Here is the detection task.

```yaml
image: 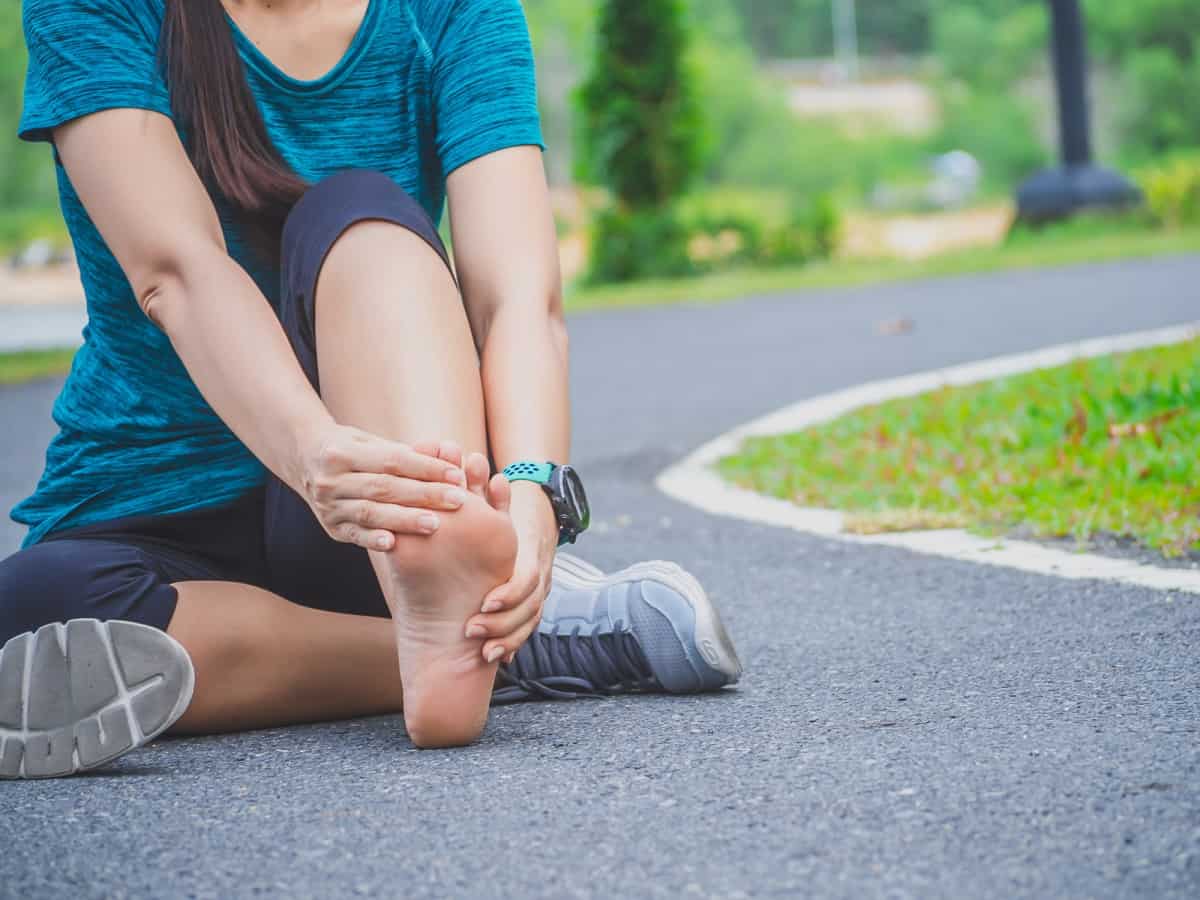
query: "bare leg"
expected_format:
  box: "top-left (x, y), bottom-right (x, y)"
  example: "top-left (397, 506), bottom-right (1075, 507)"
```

top-left (162, 225), bottom-right (509, 742)
top-left (314, 222), bottom-right (516, 748)
top-left (167, 582), bottom-right (403, 734)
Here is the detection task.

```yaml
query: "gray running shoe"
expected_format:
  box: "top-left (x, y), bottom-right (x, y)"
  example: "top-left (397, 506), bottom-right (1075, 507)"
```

top-left (0, 619), bottom-right (195, 779)
top-left (494, 556), bottom-right (742, 703)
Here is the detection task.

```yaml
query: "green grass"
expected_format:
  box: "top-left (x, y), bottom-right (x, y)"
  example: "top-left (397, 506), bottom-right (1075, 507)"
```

top-left (565, 222), bottom-right (1200, 312)
top-left (0, 207), bottom-right (69, 256)
top-left (719, 338), bottom-right (1200, 559)
top-left (0, 348), bottom-right (76, 386)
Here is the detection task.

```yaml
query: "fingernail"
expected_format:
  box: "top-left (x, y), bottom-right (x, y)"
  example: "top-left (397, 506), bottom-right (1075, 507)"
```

top-left (375, 535), bottom-right (392, 550)
top-left (486, 646), bottom-right (505, 664)
top-left (445, 488), bottom-right (466, 508)
top-left (481, 600), bottom-right (502, 613)
top-left (465, 625), bottom-right (486, 639)
top-left (418, 514), bottom-right (439, 533)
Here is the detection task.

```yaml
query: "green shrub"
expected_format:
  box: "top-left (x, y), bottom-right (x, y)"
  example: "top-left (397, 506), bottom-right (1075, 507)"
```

top-left (576, 0), bottom-right (704, 210)
top-left (1139, 157), bottom-right (1200, 229)
top-left (586, 207), bottom-right (695, 283)
top-left (930, 87), bottom-right (1047, 190)
top-left (677, 189), bottom-right (840, 270)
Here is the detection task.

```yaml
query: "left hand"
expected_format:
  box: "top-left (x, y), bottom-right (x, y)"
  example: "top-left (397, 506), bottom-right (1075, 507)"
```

top-left (464, 479), bottom-right (558, 664)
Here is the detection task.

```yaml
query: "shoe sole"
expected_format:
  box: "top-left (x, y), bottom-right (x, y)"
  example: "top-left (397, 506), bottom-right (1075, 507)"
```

top-left (552, 553), bottom-right (743, 685)
top-left (0, 619), bottom-right (195, 780)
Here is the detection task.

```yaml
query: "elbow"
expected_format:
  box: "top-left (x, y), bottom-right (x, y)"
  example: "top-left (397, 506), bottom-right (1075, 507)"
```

top-left (129, 238), bottom-right (225, 333)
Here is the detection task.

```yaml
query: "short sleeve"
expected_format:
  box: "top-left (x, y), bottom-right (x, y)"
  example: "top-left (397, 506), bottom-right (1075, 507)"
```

top-left (425, 0), bottom-right (545, 177)
top-left (19, 0), bottom-right (172, 144)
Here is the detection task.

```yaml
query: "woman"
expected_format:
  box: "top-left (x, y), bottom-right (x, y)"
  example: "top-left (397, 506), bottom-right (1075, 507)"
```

top-left (0, 0), bottom-right (741, 778)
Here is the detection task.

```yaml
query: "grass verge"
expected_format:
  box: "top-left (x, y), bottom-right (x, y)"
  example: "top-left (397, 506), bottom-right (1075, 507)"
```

top-left (0, 348), bottom-right (76, 387)
top-left (719, 337), bottom-right (1200, 558)
top-left (566, 223), bottom-right (1200, 312)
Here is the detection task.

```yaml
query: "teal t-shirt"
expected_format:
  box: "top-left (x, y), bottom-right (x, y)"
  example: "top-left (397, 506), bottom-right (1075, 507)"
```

top-left (14, 0), bottom-right (544, 547)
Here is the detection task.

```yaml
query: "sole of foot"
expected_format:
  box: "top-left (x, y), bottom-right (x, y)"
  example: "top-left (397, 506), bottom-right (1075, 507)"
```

top-left (553, 553), bottom-right (743, 685)
top-left (384, 492), bottom-right (518, 749)
top-left (0, 619), bottom-right (194, 780)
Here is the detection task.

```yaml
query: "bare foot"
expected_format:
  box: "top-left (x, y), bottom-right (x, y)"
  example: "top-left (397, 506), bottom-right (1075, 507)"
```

top-left (374, 453), bottom-right (516, 748)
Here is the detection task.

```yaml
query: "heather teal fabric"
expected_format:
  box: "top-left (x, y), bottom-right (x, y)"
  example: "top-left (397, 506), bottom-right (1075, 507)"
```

top-left (14, 0), bottom-right (543, 547)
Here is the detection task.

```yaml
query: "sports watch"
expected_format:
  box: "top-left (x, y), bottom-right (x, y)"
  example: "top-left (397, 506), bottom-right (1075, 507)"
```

top-left (502, 462), bottom-right (590, 546)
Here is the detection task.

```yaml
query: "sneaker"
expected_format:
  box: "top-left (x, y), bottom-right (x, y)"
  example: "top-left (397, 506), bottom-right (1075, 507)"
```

top-left (0, 620), bottom-right (195, 779)
top-left (494, 555), bottom-right (743, 703)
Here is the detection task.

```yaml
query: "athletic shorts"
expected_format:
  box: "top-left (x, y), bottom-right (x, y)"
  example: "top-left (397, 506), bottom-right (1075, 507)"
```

top-left (0, 170), bottom-right (454, 645)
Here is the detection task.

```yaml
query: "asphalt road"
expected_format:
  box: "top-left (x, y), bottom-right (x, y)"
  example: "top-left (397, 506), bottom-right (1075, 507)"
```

top-left (3, 256), bottom-right (1199, 899)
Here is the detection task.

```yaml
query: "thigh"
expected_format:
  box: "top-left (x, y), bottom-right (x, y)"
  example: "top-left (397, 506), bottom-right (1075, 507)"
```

top-left (0, 539), bottom-right (214, 646)
top-left (262, 478), bottom-right (389, 619)
top-left (261, 169), bottom-right (450, 621)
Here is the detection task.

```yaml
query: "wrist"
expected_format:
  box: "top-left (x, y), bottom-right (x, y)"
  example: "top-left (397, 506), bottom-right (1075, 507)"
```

top-left (289, 412), bottom-right (338, 495)
top-left (508, 480), bottom-right (557, 538)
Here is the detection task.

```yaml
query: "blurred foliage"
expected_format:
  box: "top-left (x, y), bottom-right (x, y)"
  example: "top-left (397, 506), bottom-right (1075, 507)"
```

top-left (1085, 0), bottom-right (1200, 160)
top-left (0, 3), bottom-right (56, 211)
top-left (721, 336), bottom-right (1200, 559)
top-left (1138, 156), bottom-right (1200, 230)
top-left (1, 0), bottom-right (1197, 265)
top-left (577, 0), bottom-right (708, 282)
top-left (586, 206), bottom-right (695, 282)
top-left (577, 0), bottom-right (703, 208)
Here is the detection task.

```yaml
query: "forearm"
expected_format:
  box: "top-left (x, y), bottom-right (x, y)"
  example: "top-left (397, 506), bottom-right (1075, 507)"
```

top-left (479, 303), bottom-right (570, 472)
top-left (146, 245), bottom-right (333, 493)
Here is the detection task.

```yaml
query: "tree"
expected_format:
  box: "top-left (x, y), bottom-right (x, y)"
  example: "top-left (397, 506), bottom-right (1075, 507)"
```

top-left (578, 0), bottom-right (703, 210)
top-left (576, 0), bottom-right (705, 281)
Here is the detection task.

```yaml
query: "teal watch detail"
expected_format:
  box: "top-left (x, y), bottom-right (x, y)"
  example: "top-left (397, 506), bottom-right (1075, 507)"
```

top-left (502, 461), bottom-right (591, 546)
top-left (502, 462), bottom-right (556, 485)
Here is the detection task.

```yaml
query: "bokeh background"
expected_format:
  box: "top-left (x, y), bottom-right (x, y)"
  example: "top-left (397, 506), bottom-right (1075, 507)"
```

top-left (1, 0), bottom-right (1198, 345)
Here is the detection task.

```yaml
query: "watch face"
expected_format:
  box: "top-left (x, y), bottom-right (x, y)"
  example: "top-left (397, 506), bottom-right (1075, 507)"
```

top-left (557, 466), bottom-right (590, 535)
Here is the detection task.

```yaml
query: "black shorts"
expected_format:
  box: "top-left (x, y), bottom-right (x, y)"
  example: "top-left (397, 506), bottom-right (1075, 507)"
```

top-left (0, 170), bottom-right (454, 645)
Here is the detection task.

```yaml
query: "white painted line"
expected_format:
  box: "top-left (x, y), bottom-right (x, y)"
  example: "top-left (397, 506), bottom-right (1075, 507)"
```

top-left (657, 322), bottom-right (1200, 595)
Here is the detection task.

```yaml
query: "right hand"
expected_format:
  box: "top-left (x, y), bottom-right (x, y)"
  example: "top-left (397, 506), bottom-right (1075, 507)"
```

top-left (299, 424), bottom-right (469, 551)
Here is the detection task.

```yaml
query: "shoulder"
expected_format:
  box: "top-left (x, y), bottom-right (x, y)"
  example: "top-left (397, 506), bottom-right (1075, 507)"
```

top-left (24, 0), bottom-right (161, 36)
top-left (405, 0), bottom-right (529, 52)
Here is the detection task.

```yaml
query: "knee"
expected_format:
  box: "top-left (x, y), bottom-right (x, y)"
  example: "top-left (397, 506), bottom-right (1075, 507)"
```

top-left (285, 169), bottom-right (449, 271)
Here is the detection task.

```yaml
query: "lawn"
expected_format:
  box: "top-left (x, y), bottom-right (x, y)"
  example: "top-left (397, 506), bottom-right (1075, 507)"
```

top-left (0, 348), bottom-right (76, 386)
top-left (719, 337), bottom-right (1200, 558)
top-left (566, 222), bottom-right (1200, 312)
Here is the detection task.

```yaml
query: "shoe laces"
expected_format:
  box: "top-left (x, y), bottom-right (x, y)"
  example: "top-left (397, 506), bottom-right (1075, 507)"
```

top-left (493, 621), bottom-right (659, 704)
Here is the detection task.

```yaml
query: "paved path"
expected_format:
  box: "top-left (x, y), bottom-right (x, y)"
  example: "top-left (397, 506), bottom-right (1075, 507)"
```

top-left (0, 303), bottom-right (86, 352)
top-left (3, 257), bottom-right (1199, 899)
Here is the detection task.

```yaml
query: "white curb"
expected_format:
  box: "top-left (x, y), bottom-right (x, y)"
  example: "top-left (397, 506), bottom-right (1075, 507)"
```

top-left (657, 322), bottom-right (1200, 595)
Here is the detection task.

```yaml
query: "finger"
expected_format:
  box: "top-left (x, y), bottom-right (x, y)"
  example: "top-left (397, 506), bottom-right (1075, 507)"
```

top-left (357, 439), bottom-right (460, 487)
top-left (334, 524), bottom-right (400, 553)
top-left (486, 473), bottom-right (511, 514)
top-left (437, 441), bottom-right (465, 471)
top-left (482, 614), bottom-right (540, 665)
top-left (331, 473), bottom-right (466, 511)
top-left (464, 452), bottom-right (490, 497)
top-left (480, 567), bottom-right (539, 614)
top-left (334, 502), bottom-right (442, 539)
top-left (465, 589), bottom-right (541, 639)
top-left (410, 440), bottom-right (440, 459)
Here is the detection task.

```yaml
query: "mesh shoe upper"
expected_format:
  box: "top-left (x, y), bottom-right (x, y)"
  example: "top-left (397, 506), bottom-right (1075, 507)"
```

top-left (493, 580), bottom-right (719, 704)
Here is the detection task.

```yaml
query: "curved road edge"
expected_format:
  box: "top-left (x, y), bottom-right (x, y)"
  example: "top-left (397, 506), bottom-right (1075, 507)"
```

top-left (657, 321), bottom-right (1200, 596)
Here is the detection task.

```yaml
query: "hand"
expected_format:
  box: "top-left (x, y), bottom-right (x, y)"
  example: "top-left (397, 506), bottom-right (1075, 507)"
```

top-left (464, 480), bottom-right (558, 664)
top-left (298, 423), bottom-right (469, 552)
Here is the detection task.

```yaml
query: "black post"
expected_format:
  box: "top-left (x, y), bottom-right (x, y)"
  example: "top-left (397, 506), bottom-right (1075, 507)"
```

top-left (1050, 0), bottom-right (1091, 166)
top-left (1015, 0), bottom-right (1140, 224)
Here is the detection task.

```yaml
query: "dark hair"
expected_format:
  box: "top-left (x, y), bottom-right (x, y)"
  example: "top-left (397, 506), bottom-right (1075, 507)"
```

top-left (160, 0), bottom-right (306, 254)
